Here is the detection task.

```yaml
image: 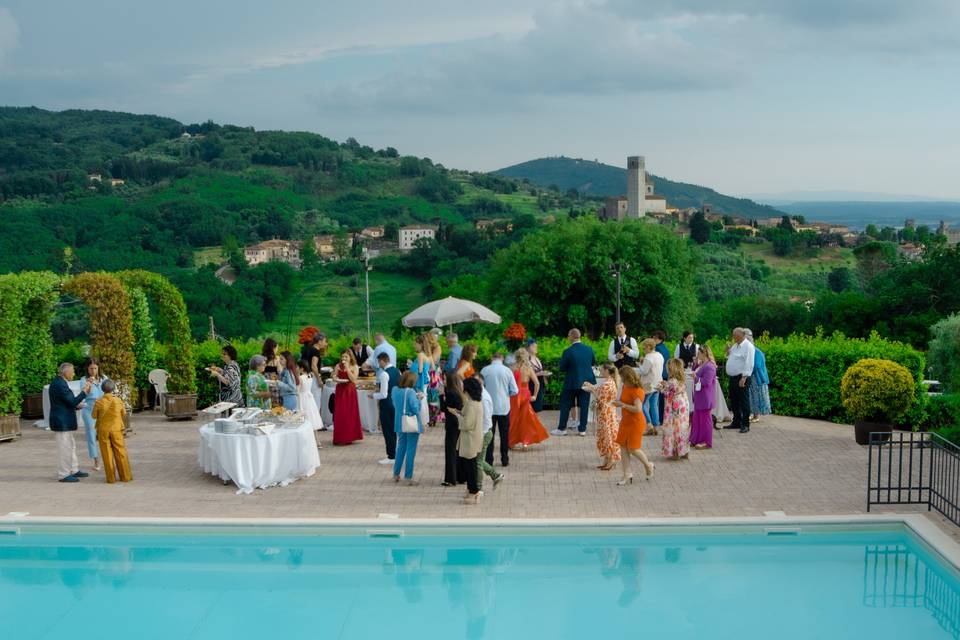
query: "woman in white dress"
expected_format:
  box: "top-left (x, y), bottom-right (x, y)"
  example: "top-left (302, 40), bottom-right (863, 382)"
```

top-left (298, 359), bottom-right (324, 448)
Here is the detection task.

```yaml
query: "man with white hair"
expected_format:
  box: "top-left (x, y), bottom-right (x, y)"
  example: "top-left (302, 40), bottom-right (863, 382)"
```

top-left (368, 332), bottom-right (397, 373)
top-left (724, 327), bottom-right (755, 433)
top-left (49, 362), bottom-right (92, 482)
top-left (444, 332), bottom-right (462, 374)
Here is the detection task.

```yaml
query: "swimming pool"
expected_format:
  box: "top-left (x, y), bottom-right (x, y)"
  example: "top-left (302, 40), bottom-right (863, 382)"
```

top-left (1, 518), bottom-right (958, 639)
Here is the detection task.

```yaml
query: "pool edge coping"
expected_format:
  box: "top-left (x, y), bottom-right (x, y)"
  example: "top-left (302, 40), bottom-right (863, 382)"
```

top-left (3, 513), bottom-right (958, 570)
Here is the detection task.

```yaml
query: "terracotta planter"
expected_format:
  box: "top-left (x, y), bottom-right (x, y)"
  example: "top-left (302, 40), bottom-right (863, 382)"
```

top-left (164, 393), bottom-right (198, 420)
top-left (20, 393), bottom-right (44, 419)
top-left (0, 414), bottom-right (21, 442)
top-left (855, 420), bottom-right (892, 446)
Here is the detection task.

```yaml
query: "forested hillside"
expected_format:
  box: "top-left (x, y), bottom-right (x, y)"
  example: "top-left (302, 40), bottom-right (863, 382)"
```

top-left (495, 156), bottom-right (784, 219)
top-left (0, 107), bottom-right (585, 337)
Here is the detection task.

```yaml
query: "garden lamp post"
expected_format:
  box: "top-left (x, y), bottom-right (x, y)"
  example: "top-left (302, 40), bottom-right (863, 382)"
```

top-left (363, 249), bottom-right (372, 344)
top-left (609, 261), bottom-right (628, 325)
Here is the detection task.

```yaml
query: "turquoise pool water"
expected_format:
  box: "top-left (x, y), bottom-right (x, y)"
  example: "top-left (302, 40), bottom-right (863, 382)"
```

top-left (1, 524), bottom-right (958, 639)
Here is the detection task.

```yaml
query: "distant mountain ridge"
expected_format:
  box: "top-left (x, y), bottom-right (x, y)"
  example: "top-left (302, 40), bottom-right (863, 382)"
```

top-left (773, 201), bottom-right (960, 231)
top-left (494, 156), bottom-right (785, 219)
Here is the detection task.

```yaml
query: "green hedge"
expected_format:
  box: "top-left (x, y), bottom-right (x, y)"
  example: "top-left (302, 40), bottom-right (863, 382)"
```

top-left (705, 332), bottom-right (924, 423)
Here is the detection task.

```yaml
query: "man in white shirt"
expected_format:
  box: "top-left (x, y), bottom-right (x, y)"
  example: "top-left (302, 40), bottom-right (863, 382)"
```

top-left (479, 353), bottom-right (519, 468)
top-left (607, 322), bottom-right (639, 368)
top-left (367, 332), bottom-right (397, 373)
top-left (371, 352), bottom-right (399, 464)
top-left (477, 378), bottom-right (504, 489)
top-left (724, 327), bottom-right (756, 433)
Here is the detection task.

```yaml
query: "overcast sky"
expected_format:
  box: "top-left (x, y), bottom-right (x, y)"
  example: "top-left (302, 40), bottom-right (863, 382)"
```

top-left (1, 1), bottom-right (959, 198)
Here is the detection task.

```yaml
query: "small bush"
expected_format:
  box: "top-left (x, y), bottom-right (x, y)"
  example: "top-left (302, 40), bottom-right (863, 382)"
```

top-left (928, 313), bottom-right (960, 393)
top-left (841, 358), bottom-right (915, 423)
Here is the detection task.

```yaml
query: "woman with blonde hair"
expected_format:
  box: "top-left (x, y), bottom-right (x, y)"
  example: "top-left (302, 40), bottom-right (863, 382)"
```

top-left (660, 358), bottom-right (690, 460)
top-left (423, 331), bottom-right (443, 427)
top-left (584, 363), bottom-right (621, 470)
top-left (508, 348), bottom-right (549, 448)
top-left (408, 334), bottom-right (432, 426)
top-left (638, 338), bottom-right (664, 435)
top-left (612, 365), bottom-right (655, 485)
top-left (332, 349), bottom-right (363, 445)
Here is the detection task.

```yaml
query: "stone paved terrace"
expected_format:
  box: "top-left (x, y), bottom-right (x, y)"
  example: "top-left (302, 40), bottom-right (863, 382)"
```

top-left (0, 411), bottom-right (954, 532)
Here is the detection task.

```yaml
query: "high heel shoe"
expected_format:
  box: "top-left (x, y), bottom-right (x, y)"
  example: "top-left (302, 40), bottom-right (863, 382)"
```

top-left (645, 463), bottom-right (655, 480)
top-left (617, 476), bottom-right (634, 486)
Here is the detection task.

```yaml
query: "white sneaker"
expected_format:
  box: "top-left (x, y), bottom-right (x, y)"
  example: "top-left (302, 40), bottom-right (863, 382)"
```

top-left (377, 458), bottom-right (393, 465)
top-left (577, 431), bottom-right (587, 437)
top-left (550, 429), bottom-right (568, 436)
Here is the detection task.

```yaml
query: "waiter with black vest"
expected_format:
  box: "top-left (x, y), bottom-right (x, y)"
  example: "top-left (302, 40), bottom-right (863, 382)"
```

top-left (607, 322), bottom-right (639, 368)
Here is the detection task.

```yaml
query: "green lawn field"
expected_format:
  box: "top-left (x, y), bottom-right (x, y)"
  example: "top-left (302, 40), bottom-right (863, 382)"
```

top-left (264, 271), bottom-right (431, 341)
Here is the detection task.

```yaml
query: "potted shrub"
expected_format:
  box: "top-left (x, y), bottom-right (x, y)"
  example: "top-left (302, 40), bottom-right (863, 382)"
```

top-left (841, 358), bottom-right (915, 445)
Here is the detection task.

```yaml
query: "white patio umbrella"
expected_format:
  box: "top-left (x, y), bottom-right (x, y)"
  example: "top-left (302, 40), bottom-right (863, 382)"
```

top-left (402, 297), bottom-right (502, 328)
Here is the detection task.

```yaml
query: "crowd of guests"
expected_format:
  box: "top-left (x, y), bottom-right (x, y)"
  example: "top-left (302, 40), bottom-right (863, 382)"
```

top-left (47, 323), bottom-right (771, 498)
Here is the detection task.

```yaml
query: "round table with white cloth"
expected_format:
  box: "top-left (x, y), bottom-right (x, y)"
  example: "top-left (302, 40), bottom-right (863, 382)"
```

top-left (321, 380), bottom-right (380, 434)
top-left (685, 371), bottom-right (733, 422)
top-left (198, 421), bottom-right (321, 495)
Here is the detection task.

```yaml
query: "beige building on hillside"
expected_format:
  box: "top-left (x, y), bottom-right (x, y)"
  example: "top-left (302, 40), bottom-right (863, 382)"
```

top-left (244, 239), bottom-right (302, 266)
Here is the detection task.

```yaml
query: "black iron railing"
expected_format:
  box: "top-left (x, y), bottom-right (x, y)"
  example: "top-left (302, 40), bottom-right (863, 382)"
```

top-left (867, 431), bottom-right (960, 527)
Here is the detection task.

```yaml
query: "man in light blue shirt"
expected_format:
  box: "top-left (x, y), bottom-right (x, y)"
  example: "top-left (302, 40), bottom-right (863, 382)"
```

top-left (444, 333), bottom-right (462, 374)
top-left (368, 332), bottom-right (397, 373)
top-left (479, 353), bottom-right (518, 468)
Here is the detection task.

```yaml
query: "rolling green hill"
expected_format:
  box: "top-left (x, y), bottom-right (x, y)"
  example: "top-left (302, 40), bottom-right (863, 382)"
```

top-left (494, 156), bottom-right (785, 219)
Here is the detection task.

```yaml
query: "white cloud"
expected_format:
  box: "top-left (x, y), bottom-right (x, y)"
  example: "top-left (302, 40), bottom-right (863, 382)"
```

top-left (0, 8), bottom-right (19, 65)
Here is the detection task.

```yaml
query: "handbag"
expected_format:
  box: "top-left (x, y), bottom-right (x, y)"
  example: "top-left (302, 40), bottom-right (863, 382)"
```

top-left (695, 378), bottom-right (702, 392)
top-left (401, 389), bottom-right (420, 433)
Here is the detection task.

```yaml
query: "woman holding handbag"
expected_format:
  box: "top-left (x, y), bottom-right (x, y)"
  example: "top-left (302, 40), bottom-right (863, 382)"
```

top-left (391, 371), bottom-right (424, 485)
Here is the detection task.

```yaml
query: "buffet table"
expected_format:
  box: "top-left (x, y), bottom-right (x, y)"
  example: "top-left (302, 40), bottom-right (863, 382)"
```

top-left (198, 421), bottom-right (320, 495)
top-left (321, 380), bottom-right (380, 433)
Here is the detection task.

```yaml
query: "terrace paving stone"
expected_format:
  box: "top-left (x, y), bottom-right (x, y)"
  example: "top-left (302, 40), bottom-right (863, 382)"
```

top-left (0, 411), bottom-right (955, 538)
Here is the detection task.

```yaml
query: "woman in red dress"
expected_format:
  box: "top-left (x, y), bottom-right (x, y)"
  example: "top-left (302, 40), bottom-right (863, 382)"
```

top-left (333, 350), bottom-right (364, 445)
top-left (508, 348), bottom-right (549, 448)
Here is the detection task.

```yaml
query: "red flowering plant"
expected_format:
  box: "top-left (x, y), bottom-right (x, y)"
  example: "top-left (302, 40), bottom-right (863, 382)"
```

top-left (298, 326), bottom-right (320, 345)
top-left (503, 322), bottom-right (527, 350)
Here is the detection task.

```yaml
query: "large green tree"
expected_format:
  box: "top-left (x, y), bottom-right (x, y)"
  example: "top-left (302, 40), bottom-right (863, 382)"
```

top-left (485, 218), bottom-right (698, 337)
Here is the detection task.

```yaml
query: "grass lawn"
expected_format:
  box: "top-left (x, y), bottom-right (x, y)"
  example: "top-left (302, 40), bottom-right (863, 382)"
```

top-left (193, 246), bottom-right (224, 268)
top-left (740, 242), bottom-right (855, 272)
top-left (265, 271), bottom-right (430, 340)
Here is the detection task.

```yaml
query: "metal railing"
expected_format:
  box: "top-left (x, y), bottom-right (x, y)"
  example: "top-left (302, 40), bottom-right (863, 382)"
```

top-left (867, 431), bottom-right (960, 527)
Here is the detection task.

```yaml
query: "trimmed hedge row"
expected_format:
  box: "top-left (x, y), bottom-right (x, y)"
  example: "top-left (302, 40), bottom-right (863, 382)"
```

top-left (706, 331), bottom-right (925, 423)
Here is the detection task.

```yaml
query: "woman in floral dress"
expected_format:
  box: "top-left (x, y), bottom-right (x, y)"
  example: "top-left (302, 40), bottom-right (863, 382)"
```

top-left (660, 358), bottom-right (690, 460)
top-left (245, 355), bottom-right (272, 410)
top-left (584, 363), bottom-right (621, 470)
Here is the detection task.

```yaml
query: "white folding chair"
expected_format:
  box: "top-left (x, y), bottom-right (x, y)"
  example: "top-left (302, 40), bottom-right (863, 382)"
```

top-left (148, 369), bottom-right (169, 412)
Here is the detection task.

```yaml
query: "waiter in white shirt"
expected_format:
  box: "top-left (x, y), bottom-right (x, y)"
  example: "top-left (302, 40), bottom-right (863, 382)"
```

top-left (724, 327), bottom-right (756, 433)
top-left (607, 322), bottom-right (639, 368)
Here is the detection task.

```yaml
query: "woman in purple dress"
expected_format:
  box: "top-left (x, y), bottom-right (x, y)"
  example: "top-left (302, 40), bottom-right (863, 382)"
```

top-left (690, 348), bottom-right (716, 449)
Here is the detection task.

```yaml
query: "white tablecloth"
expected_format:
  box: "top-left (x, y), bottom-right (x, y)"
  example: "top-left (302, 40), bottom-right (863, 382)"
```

top-left (198, 421), bottom-right (320, 495)
top-left (321, 381), bottom-right (380, 433)
top-left (685, 373), bottom-right (733, 422)
top-left (34, 381), bottom-right (85, 429)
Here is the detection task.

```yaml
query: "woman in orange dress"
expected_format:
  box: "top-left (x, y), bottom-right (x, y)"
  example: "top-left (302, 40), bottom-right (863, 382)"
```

top-left (584, 363), bottom-right (621, 470)
top-left (456, 344), bottom-right (478, 378)
top-left (613, 366), bottom-right (655, 485)
top-left (508, 349), bottom-right (550, 448)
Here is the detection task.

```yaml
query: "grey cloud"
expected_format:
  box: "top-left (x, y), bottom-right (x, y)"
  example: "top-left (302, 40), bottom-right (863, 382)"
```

top-left (311, 5), bottom-right (741, 115)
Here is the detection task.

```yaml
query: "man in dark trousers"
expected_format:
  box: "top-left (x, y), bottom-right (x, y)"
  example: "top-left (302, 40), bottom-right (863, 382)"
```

top-left (551, 328), bottom-right (596, 436)
top-left (50, 362), bottom-right (92, 482)
top-left (372, 352), bottom-right (400, 465)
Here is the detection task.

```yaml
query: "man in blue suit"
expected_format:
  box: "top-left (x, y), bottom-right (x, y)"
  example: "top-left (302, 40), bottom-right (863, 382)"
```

top-left (551, 329), bottom-right (596, 436)
top-left (49, 362), bottom-right (91, 482)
